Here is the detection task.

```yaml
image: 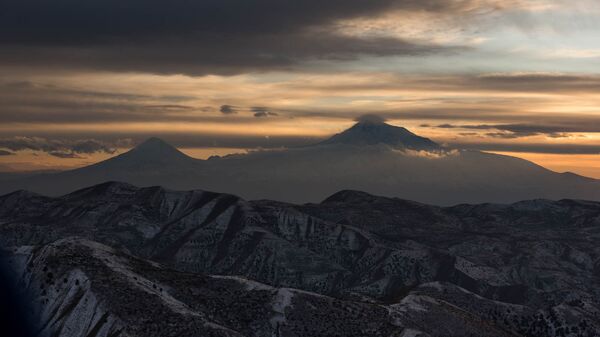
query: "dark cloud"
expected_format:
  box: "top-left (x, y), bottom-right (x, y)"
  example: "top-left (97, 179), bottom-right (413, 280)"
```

top-left (300, 73), bottom-right (600, 94)
top-left (448, 142), bottom-right (600, 155)
top-left (0, 34), bottom-right (453, 76)
top-left (0, 0), bottom-right (471, 75)
top-left (286, 106), bottom-right (600, 133)
top-left (252, 107), bottom-right (278, 118)
top-left (48, 151), bottom-right (81, 159)
top-left (1, 0), bottom-right (471, 44)
top-left (71, 140), bottom-right (115, 154)
top-left (484, 132), bottom-right (537, 139)
top-left (254, 112), bottom-right (278, 118)
top-left (6, 78), bottom-right (600, 128)
top-left (435, 123), bottom-right (598, 139)
top-left (472, 73), bottom-right (600, 93)
top-left (434, 73), bottom-right (600, 94)
top-left (0, 81), bottom-right (296, 124)
top-left (143, 104), bottom-right (196, 111)
top-left (0, 150), bottom-right (15, 156)
top-left (220, 105), bottom-right (237, 114)
top-left (0, 132), bottom-right (322, 151)
top-left (0, 137), bottom-right (117, 157)
top-left (1, 131), bottom-right (597, 155)
top-left (0, 82), bottom-right (205, 124)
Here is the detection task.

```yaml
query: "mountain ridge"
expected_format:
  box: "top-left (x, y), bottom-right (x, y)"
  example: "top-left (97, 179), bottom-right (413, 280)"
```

top-left (0, 122), bottom-right (598, 205)
top-left (2, 181), bottom-right (600, 336)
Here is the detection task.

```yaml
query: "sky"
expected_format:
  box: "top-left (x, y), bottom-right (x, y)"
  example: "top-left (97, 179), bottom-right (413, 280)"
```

top-left (1, 0), bottom-right (599, 178)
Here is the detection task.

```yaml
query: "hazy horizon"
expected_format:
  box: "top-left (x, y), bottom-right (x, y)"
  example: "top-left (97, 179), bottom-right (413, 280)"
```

top-left (2, 125), bottom-right (599, 179)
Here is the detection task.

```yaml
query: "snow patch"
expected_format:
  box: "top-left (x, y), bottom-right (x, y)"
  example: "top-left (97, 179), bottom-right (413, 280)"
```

top-left (400, 328), bottom-right (426, 337)
top-left (211, 275), bottom-right (273, 291)
top-left (90, 242), bottom-right (202, 317)
top-left (270, 288), bottom-right (295, 336)
top-left (454, 257), bottom-right (509, 286)
top-left (392, 294), bottom-right (438, 313)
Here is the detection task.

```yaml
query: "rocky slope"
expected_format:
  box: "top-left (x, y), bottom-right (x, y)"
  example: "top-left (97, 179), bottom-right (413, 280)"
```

top-left (1, 182), bottom-right (600, 336)
top-left (1, 238), bottom-right (543, 337)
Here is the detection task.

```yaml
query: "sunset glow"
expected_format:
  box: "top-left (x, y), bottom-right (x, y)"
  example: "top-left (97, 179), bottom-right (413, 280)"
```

top-left (1, 0), bottom-right (599, 177)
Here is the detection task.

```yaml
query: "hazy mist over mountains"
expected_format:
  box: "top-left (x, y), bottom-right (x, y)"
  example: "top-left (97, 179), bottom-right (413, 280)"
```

top-left (1, 119), bottom-right (598, 205)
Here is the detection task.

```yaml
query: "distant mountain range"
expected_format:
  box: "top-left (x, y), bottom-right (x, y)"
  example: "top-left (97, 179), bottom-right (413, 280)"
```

top-left (1, 119), bottom-right (598, 205)
top-left (1, 182), bottom-right (599, 336)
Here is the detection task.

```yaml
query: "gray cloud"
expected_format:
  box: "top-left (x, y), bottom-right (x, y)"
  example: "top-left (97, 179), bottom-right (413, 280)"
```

top-left (0, 0), bottom-right (477, 75)
top-left (0, 137), bottom-right (117, 158)
top-left (286, 106), bottom-right (600, 133)
top-left (0, 35), bottom-right (454, 76)
top-left (472, 73), bottom-right (600, 93)
top-left (448, 142), bottom-right (600, 155)
top-left (6, 77), bottom-right (600, 128)
top-left (252, 107), bottom-right (278, 118)
top-left (70, 140), bottom-right (116, 154)
top-left (48, 151), bottom-right (81, 159)
top-left (0, 132), bottom-right (321, 151)
top-left (0, 149), bottom-right (15, 156)
top-left (432, 73), bottom-right (600, 94)
top-left (484, 132), bottom-right (537, 139)
top-left (299, 73), bottom-right (600, 94)
top-left (1, 130), bottom-right (597, 155)
top-left (1, 0), bottom-right (482, 44)
top-left (435, 123), bottom-right (598, 138)
top-left (0, 81), bottom-right (297, 124)
top-left (143, 104), bottom-right (196, 111)
top-left (220, 105), bottom-right (238, 114)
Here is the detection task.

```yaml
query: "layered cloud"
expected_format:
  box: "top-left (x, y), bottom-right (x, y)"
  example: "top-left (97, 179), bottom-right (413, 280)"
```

top-left (434, 123), bottom-right (600, 139)
top-left (1, 71), bottom-right (599, 156)
top-left (0, 0), bottom-right (497, 75)
top-left (220, 105), bottom-right (238, 115)
top-left (0, 137), bottom-right (118, 158)
top-left (0, 0), bottom-right (599, 175)
top-left (252, 107), bottom-right (278, 118)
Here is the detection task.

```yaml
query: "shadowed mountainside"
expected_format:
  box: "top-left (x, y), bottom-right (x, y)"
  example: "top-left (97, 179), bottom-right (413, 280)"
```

top-left (1, 182), bottom-right (600, 336)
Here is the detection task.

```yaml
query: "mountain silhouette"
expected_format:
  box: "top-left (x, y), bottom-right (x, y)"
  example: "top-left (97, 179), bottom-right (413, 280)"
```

top-left (87, 137), bottom-right (199, 170)
top-left (320, 119), bottom-right (440, 150)
top-left (1, 122), bottom-right (598, 205)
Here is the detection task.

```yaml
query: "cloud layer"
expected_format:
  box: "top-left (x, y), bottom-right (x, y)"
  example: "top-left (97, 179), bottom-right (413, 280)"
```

top-left (0, 137), bottom-right (117, 158)
top-left (0, 0), bottom-right (484, 75)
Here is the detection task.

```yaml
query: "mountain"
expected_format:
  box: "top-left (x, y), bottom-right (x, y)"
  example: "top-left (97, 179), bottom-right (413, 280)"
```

top-left (3, 238), bottom-right (401, 337)
top-left (0, 137), bottom-right (203, 198)
top-left (319, 118), bottom-right (440, 150)
top-left (1, 238), bottom-right (532, 337)
top-left (0, 121), bottom-right (598, 205)
top-left (1, 182), bottom-right (600, 336)
top-left (99, 137), bottom-right (199, 169)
